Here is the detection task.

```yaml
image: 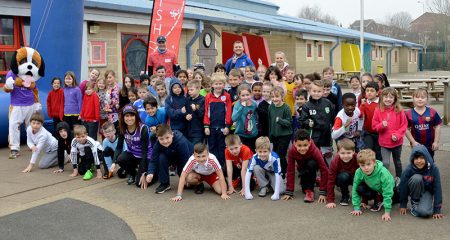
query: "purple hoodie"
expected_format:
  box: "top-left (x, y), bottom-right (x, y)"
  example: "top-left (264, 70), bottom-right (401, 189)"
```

top-left (64, 86), bottom-right (82, 114)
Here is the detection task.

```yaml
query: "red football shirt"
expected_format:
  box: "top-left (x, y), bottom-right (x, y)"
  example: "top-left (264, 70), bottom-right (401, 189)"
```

top-left (148, 50), bottom-right (178, 77)
top-left (225, 144), bottom-right (253, 169)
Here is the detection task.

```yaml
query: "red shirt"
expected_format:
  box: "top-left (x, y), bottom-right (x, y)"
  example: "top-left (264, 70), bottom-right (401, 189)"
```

top-left (148, 50), bottom-right (178, 77)
top-left (80, 92), bottom-right (100, 122)
top-left (359, 98), bottom-right (378, 134)
top-left (47, 88), bottom-right (65, 121)
top-left (225, 144), bottom-right (253, 169)
top-left (326, 153), bottom-right (359, 203)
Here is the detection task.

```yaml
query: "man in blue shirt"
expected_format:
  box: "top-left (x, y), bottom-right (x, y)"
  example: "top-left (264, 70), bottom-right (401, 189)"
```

top-left (225, 41), bottom-right (255, 74)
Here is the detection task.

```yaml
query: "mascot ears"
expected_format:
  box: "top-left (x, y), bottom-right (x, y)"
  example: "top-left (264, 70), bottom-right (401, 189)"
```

top-left (10, 51), bottom-right (18, 75)
top-left (38, 57), bottom-right (45, 77)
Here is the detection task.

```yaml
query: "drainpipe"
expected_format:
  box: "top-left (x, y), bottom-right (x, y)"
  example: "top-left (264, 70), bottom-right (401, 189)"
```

top-left (386, 44), bottom-right (394, 75)
top-left (329, 37), bottom-right (340, 68)
top-left (186, 20), bottom-right (204, 68)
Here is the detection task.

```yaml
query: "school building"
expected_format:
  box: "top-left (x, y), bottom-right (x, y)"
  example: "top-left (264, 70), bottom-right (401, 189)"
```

top-left (1, 0), bottom-right (422, 83)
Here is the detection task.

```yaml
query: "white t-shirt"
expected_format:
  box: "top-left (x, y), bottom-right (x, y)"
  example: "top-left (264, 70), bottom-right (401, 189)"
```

top-left (183, 153), bottom-right (221, 176)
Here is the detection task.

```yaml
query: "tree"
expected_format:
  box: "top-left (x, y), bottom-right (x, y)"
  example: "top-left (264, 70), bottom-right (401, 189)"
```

top-left (298, 5), bottom-right (338, 25)
top-left (388, 11), bottom-right (413, 31)
top-left (428, 0), bottom-right (450, 15)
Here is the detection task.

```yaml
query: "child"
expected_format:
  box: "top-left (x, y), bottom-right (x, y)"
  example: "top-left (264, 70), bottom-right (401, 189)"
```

top-left (146, 124), bottom-right (194, 194)
top-left (358, 73), bottom-right (373, 106)
top-left (323, 79), bottom-right (339, 116)
top-left (70, 125), bottom-right (108, 180)
top-left (80, 68), bottom-right (100, 98)
top-left (54, 121), bottom-right (73, 173)
top-left (405, 89), bottom-right (442, 158)
top-left (119, 74), bottom-right (134, 109)
top-left (96, 77), bottom-right (109, 135)
top-left (323, 66), bottom-right (342, 111)
top-left (214, 63), bottom-right (226, 74)
top-left (101, 121), bottom-right (127, 179)
top-left (127, 87), bottom-right (138, 104)
top-left (154, 80), bottom-right (168, 107)
top-left (294, 89), bottom-right (308, 117)
top-left (244, 66), bottom-right (257, 86)
top-left (47, 77), bottom-right (65, 136)
top-left (63, 71), bottom-right (82, 129)
top-left (232, 84), bottom-right (258, 151)
top-left (299, 80), bottom-right (334, 165)
top-left (293, 73), bottom-right (304, 91)
top-left (325, 139), bottom-right (359, 208)
top-left (351, 149), bottom-right (396, 222)
top-left (134, 85), bottom-right (150, 122)
top-left (104, 70), bottom-right (120, 126)
top-left (282, 129), bottom-right (328, 203)
top-left (22, 113), bottom-right (58, 172)
top-left (256, 65), bottom-right (267, 81)
top-left (256, 82), bottom-right (273, 137)
top-left (155, 65), bottom-right (167, 81)
top-left (251, 81), bottom-right (263, 105)
top-left (139, 73), bottom-right (150, 87)
top-left (399, 144), bottom-right (443, 219)
top-left (199, 76), bottom-right (212, 97)
top-left (272, 51), bottom-right (289, 77)
top-left (170, 143), bottom-right (229, 201)
top-left (244, 136), bottom-right (284, 200)
top-left (301, 73), bottom-right (316, 93)
top-left (203, 73), bottom-right (232, 171)
top-left (359, 82), bottom-right (382, 161)
top-left (176, 69), bottom-right (189, 88)
top-left (146, 74), bottom-right (159, 97)
top-left (144, 96), bottom-right (167, 140)
top-left (80, 81), bottom-right (100, 140)
top-left (372, 87), bottom-right (407, 180)
top-left (186, 80), bottom-right (205, 145)
top-left (187, 68), bottom-right (194, 81)
top-left (349, 75), bottom-right (362, 105)
top-left (111, 105), bottom-right (152, 187)
top-left (374, 73), bottom-right (390, 89)
top-left (165, 78), bottom-right (188, 135)
top-left (227, 69), bottom-right (241, 103)
top-left (331, 93), bottom-right (363, 153)
top-left (284, 68), bottom-right (296, 116)
top-left (225, 134), bottom-right (255, 195)
top-left (268, 86), bottom-right (292, 175)
top-left (265, 66), bottom-right (286, 94)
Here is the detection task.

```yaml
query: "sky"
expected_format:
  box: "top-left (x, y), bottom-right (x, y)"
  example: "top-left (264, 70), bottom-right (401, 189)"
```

top-left (263, 0), bottom-right (426, 27)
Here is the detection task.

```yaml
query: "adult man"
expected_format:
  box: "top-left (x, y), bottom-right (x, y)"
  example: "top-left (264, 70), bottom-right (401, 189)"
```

top-left (148, 35), bottom-right (180, 78)
top-left (225, 41), bottom-right (255, 74)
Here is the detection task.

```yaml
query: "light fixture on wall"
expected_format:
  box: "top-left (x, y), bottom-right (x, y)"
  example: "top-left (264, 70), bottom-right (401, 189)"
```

top-left (89, 22), bottom-right (100, 34)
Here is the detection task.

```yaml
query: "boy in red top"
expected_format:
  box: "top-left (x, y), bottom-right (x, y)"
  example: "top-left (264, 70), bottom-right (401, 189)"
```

top-left (359, 81), bottom-right (381, 161)
top-left (325, 139), bottom-right (359, 208)
top-left (224, 134), bottom-right (255, 195)
top-left (80, 82), bottom-right (100, 140)
top-left (204, 73), bottom-right (232, 170)
top-left (282, 129), bottom-right (328, 203)
top-left (47, 77), bottom-right (65, 136)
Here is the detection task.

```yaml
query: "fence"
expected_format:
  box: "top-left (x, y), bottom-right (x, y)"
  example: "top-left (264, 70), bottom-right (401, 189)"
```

top-left (420, 51), bottom-right (450, 70)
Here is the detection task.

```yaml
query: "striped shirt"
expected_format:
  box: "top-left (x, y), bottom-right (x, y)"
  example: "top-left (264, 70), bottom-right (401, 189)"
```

top-left (183, 153), bottom-right (221, 176)
top-left (70, 136), bottom-right (103, 169)
top-left (405, 107), bottom-right (442, 148)
top-left (247, 151), bottom-right (281, 175)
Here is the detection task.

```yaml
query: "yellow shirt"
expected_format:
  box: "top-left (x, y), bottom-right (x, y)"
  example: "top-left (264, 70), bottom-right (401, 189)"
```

top-left (284, 81), bottom-right (296, 116)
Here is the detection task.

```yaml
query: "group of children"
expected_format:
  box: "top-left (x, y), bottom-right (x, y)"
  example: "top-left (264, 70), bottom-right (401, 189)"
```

top-left (15, 49), bottom-right (443, 221)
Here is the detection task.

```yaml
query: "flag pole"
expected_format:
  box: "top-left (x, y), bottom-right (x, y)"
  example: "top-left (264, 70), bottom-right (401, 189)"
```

top-left (145, 0), bottom-right (157, 74)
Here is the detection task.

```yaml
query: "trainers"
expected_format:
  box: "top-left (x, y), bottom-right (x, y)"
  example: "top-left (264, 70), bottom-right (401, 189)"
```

top-left (169, 166), bottom-right (176, 176)
top-left (155, 183), bottom-right (171, 194)
top-left (195, 183), bottom-right (205, 194)
top-left (232, 178), bottom-right (241, 188)
top-left (304, 190), bottom-right (314, 203)
top-left (410, 199), bottom-right (419, 217)
top-left (258, 187), bottom-right (269, 197)
top-left (340, 195), bottom-right (350, 206)
top-left (9, 150), bottom-right (19, 159)
top-left (370, 201), bottom-right (384, 212)
top-left (127, 175), bottom-right (135, 185)
top-left (83, 170), bottom-right (94, 180)
top-left (117, 168), bottom-right (127, 179)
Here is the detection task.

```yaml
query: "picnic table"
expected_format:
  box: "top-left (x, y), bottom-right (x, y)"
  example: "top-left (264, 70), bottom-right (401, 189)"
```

top-left (335, 71), bottom-right (347, 81)
top-left (398, 79), bottom-right (438, 90)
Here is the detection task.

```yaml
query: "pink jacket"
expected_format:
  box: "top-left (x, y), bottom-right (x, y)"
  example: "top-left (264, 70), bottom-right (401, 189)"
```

top-left (372, 106), bottom-right (407, 148)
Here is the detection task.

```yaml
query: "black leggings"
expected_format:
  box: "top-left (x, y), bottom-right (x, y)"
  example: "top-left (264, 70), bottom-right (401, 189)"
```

top-left (77, 148), bottom-right (108, 175)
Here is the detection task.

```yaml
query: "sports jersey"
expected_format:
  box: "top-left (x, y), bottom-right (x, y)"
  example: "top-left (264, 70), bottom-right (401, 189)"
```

top-left (247, 151), bottom-right (281, 175)
top-left (225, 144), bottom-right (253, 169)
top-left (405, 107), bottom-right (442, 148)
top-left (183, 153), bottom-right (221, 175)
top-left (70, 136), bottom-right (103, 168)
top-left (332, 107), bottom-right (363, 140)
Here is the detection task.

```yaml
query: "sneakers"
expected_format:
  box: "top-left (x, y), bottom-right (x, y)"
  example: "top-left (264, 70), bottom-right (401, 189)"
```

top-left (370, 201), bottom-right (384, 212)
top-left (155, 183), bottom-right (171, 194)
top-left (410, 199), bottom-right (419, 217)
top-left (258, 187), bottom-right (269, 197)
top-left (304, 190), bottom-right (314, 203)
top-left (117, 168), bottom-right (127, 179)
top-left (83, 170), bottom-right (94, 180)
top-left (195, 183), bottom-right (205, 194)
top-left (9, 150), bottom-right (19, 159)
top-left (127, 175), bottom-right (135, 185)
top-left (340, 195), bottom-right (350, 206)
top-left (169, 166), bottom-right (176, 176)
top-left (232, 178), bottom-right (241, 188)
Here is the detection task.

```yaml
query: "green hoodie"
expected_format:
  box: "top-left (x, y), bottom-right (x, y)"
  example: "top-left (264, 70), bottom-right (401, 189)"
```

top-left (352, 160), bottom-right (395, 212)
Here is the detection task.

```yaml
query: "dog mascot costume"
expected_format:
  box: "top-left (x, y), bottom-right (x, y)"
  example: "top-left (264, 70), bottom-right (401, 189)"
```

top-left (3, 47), bottom-right (45, 159)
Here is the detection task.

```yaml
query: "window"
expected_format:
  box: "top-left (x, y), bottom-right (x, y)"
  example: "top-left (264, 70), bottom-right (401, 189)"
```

top-left (121, 33), bottom-right (148, 79)
top-left (379, 47), bottom-right (383, 60)
top-left (0, 16), bottom-right (26, 85)
top-left (394, 50), bottom-right (398, 63)
top-left (306, 43), bottom-right (312, 58)
top-left (317, 43), bottom-right (323, 58)
top-left (375, 48), bottom-right (378, 60)
top-left (414, 50), bottom-right (417, 63)
top-left (409, 50), bottom-right (412, 63)
top-left (0, 17), bottom-right (14, 46)
top-left (371, 49), bottom-right (376, 61)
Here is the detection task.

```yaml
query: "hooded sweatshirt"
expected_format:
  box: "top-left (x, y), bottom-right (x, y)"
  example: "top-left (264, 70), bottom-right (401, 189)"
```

top-left (372, 106), bottom-right (407, 148)
top-left (47, 88), bottom-right (64, 121)
top-left (80, 92), bottom-right (100, 122)
top-left (399, 144), bottom-right (442, 214)
top-left (56, 122), bottom-right (73, 170)
top-left (165, 78), bottom-right (188, 132)
top-left (225, 53), bottom-right (255, 74)
top-left (352, 160), bottom-right (395, 212)
top-left (64, 86), bottom-right (82, 115)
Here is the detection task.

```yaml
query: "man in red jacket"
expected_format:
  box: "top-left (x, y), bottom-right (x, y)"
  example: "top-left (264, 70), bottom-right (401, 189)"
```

top-left (325, 139), bottom-right (359, 208)
top-left (282, 129), bottom-right (328, 203)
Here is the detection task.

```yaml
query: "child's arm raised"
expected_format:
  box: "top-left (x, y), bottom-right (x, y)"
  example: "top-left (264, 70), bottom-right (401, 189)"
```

top-left (171, 171), bottom-right (188, 202)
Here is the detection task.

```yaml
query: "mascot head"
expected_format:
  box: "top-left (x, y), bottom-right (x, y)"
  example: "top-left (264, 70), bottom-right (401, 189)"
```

top-left (10, 47), bottom-right (45, 87)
